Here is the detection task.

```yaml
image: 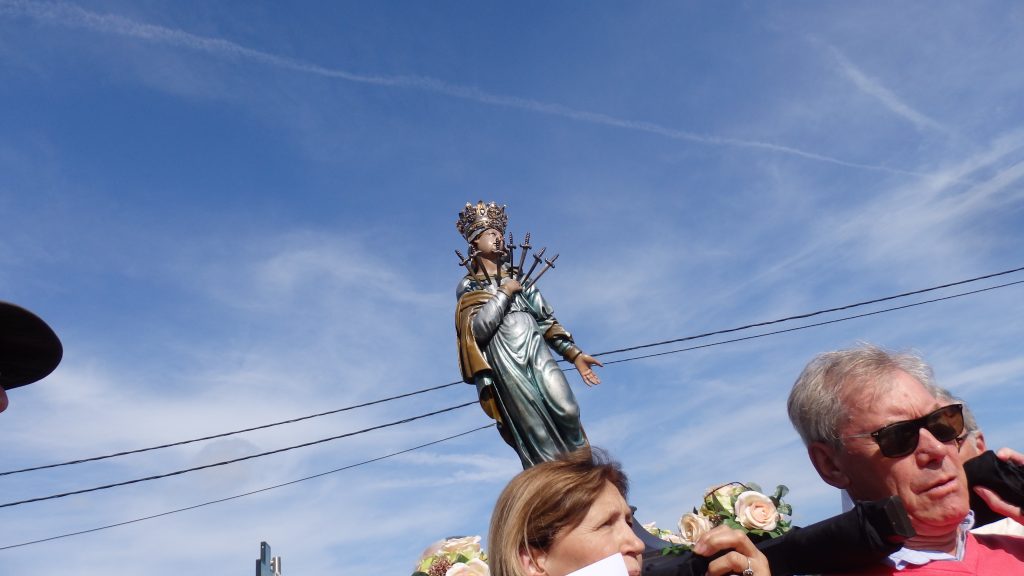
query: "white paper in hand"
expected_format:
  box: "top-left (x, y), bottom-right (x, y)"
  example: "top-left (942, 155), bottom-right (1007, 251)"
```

top-left (565, 552), bottom-right (630, 576)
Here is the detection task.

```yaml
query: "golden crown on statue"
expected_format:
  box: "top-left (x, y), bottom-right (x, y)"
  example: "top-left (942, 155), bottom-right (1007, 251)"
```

top-left (456, 200), bottom-right (508, 241)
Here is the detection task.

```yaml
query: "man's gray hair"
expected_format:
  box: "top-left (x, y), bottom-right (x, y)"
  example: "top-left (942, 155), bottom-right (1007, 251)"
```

top-left (922, 382), bottom-right (979, 434)
top-left (787, 343), bottom-right (936, 446)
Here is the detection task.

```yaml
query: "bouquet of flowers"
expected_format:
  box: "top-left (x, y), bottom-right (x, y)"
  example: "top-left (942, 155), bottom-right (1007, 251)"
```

top-left (648, 482), bottom-right (792, 553)
top-left (412, 535), bottom-right (489, 576)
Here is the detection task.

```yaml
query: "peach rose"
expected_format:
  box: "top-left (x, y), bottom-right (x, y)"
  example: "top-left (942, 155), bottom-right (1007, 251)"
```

top-left (441, 536), bottom-right (482, 556)
top-left (446, 558), bottom-right (490, 576)
top-left (678, 512), bottom-right (714, 546)
top-left (734, 491), bottom-right (778, 531)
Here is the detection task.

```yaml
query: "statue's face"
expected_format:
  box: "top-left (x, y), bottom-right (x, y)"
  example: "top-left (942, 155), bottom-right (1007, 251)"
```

top-left (472, 228), bottom-right (504, 257)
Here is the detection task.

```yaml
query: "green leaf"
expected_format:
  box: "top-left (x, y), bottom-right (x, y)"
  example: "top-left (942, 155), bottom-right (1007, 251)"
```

top-left (773, 484), bottom-right (790, 500)
top-left (777, 503), bottom-right (793, 516)
top-left (746, 482), bottom-right (763, 494)
top-left (455, 554), bottom-right (470, 564)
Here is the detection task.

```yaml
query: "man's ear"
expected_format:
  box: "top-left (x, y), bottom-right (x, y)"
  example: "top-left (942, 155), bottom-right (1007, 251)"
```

top-left (808, 442), bottom-right (851, 489)
top-left (519, 546), bottom-right (548, 576)
top-left (973, 431), bottom-right (987, 453)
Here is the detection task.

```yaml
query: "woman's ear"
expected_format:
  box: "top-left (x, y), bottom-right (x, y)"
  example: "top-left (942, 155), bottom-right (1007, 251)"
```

top-left (808, 442), bottom-right (851, 489)
top-left (519, 546), bottom-right (548, 576)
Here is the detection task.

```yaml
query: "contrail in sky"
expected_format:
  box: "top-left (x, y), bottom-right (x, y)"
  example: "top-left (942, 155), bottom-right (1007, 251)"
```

top-left (831, 48), bottom-right (947, 133)
top-left (2, 0), bottom-right (930, 177)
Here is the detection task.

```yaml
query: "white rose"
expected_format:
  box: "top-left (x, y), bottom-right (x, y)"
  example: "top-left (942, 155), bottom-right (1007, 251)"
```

top-left (644, 522), bottom-right (686, 544)
top-left (446, 558), bottom-right (490, 576)
top-left (660, 532), bottom-right (686, 545)
top-left (678, 512), bottom-right (713, 546)
top-left (441, 536), bottom-right (482, 557)
top-left (734, 491), bottom-right (779, 531)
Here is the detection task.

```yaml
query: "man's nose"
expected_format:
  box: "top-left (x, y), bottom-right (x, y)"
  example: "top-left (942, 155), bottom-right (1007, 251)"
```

top-left (915, 426), bottom-right (952, 463)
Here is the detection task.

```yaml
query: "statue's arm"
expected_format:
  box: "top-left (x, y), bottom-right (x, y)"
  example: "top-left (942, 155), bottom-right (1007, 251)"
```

top-left (470, 289), bottom-right (512, 345)
top-left (533, 288), bottom-right (604, 387)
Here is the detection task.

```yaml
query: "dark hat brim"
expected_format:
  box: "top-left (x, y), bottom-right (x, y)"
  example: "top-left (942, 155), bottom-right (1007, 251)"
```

top-left (0, 301), bottom-right (63, 390)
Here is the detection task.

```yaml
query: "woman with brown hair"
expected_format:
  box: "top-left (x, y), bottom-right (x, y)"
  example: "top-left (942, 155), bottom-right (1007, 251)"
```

top-left (488, 447), bottom-right (770, 576)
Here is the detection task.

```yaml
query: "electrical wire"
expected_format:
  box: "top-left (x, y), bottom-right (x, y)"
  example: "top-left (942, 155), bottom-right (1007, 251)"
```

top-left (1, 271), bottom-right (1021, 550)
top-left (600, 279), bottom-right (1024, 365)
top-left (590, 264), bottom-right (1024, 358)
top-left (0, 424), bottom-right (495, 551)
top-left (0, 379), bottom-right (465, 477)
top-left (2, 265), bottom-right (1020, 478)
top-left (5, 278), bottom-right (1021, 512)
top-left (0, 401), bottom-right (477, 509)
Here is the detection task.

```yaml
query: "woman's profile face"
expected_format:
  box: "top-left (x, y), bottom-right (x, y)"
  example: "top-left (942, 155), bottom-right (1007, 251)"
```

top-left (526, 481), bottom-right (644, 576)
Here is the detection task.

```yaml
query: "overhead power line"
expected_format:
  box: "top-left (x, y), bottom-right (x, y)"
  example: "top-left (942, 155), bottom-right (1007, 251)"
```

top-left (0, 379), bottom-right (464, 478)
top-left (0, 424), bottom-right (495, 552)
top-left (0, 271), bottom-right (1021, 550)
top-left (4, 281), bottom-right (1018, 551)
top-left (591, 264), bottom-right (1024, 358)
top-left (1, 264), bottom-right (1020, 478)
top-left (0, 401), bottom-right (477, 510)
top-left (7, 277), bottom-right (1018, 515)
top-left (601, 279), bottom-right (1024, 365)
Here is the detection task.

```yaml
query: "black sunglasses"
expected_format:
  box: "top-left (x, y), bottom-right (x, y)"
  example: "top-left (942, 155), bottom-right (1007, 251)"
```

top-left (841, 404), bottom-right (965, 458)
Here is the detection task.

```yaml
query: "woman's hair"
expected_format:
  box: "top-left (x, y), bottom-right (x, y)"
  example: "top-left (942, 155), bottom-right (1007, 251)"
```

top-left (488, 447), bottom-right (629, 576)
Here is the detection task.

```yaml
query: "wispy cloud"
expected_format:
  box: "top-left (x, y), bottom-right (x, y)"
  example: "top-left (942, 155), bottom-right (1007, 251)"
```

top-left (947, 356), bottom-right (1024, 395)
top-left (0, 0), bottom-right (932, 177)
top-left (831, 47), bottom-right (947, 133)
top-left (708, 125), bottom-right (1024, 302)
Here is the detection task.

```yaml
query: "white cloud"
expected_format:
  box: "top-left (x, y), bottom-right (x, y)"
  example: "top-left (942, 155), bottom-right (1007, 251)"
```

top-left (831, 47), bottom-right (946, 133)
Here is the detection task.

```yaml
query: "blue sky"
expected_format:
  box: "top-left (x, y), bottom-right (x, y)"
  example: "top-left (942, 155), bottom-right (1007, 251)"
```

top-left (2, 1), bottom-right (1023, 574)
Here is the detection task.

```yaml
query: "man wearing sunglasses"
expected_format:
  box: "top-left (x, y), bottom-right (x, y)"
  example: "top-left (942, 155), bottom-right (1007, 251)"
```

top-left (787, 344), bottom-right (1024, 574)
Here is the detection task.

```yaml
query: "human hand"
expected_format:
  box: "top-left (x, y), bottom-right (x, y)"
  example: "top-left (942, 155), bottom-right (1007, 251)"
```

top-left (692, 526), bottom-right (771, 576)
top-left (575, 354), bottom-right (603, 387)
top-left (995, 447), bottom-right (1024, 465)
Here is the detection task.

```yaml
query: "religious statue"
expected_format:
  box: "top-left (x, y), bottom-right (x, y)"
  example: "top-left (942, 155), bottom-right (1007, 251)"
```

top-left (454, 201), bottom-right (603, 468)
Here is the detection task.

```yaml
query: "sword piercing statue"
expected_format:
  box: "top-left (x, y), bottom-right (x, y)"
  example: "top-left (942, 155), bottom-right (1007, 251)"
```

top-left (454, 201), bottom-right (603, 468)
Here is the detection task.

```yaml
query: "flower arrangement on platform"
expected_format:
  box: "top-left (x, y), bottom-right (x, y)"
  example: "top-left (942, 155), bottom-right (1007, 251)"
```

top-left (412, 535), bottom-right (489, 576)
top-left (648, 482), bottom-right (792, 553)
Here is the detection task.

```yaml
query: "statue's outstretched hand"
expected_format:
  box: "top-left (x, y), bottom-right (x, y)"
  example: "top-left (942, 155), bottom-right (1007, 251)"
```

top-left (574, 354), bottom-right (603, 387)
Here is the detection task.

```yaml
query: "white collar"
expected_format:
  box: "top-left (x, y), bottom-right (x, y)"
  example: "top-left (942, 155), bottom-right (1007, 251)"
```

top-left (885, 511), bottom-right (975, 570)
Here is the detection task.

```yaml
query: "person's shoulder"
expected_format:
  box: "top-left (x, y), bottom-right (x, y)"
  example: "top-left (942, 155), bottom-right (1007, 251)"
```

top-left (969, 531), bottom-right (1024, 570)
